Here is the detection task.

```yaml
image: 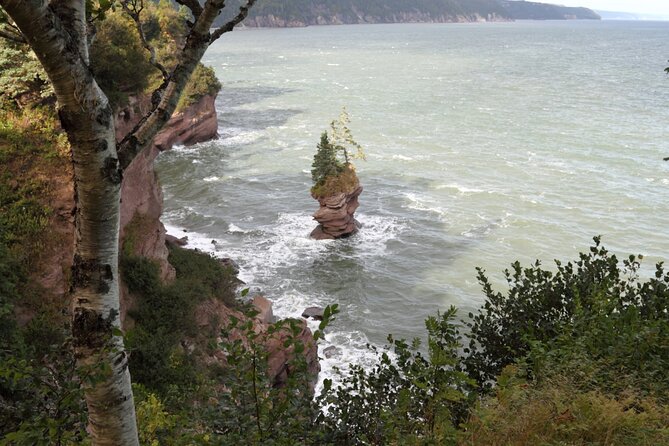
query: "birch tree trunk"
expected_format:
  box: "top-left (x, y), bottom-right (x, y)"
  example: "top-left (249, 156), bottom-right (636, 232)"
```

top-left (0, 1), bottom-right (139, 444)
top-left (0, 1), bottom-right (255, 444)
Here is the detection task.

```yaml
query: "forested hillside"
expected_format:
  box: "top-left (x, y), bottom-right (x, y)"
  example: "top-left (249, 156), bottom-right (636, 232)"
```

top-left (213, 0), bottom-right (600, 27)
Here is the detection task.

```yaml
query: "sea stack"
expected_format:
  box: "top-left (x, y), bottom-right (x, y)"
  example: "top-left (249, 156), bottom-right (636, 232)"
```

top-left (310, 184), bottom-right (363, 240)
top-left (309, 109), bottom-right (366, 239)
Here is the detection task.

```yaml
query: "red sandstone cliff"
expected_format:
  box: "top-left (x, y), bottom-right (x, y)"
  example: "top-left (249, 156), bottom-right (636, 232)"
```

top-left (116, 94), bottom-right (218, 284)
top-left (37, 92), bottom-right (319, 387)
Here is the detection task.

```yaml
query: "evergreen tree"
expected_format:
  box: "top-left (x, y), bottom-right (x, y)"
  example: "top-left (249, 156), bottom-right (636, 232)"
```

top-left (311, 132), bottom-right (342, 186)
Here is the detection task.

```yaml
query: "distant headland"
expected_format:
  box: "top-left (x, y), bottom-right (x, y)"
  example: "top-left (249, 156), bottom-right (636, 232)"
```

top-left (213, 0), bottom-right (600, 28)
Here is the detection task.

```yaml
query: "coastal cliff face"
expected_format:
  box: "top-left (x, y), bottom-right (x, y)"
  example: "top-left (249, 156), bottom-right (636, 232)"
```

top-left (245, 12), bottom-right (508, 28)
top-left (116, 94), bottom-right (218, 282)
top-left (37, 94), bottom-right (218, 309)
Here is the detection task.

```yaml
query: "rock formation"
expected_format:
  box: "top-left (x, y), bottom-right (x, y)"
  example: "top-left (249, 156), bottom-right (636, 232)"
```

top-left (196, 295), bottom-right (320, 389)
top-left (117, 94), bottom-right (218, 283)
top-left (310, 185), bottom-right (363, 240)
top-left (36, 93), bottom-right (219, 303)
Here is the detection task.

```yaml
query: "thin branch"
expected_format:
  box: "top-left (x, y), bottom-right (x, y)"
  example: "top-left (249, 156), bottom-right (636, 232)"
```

top-left (174, 0), bottom-right (202, 18)
top-left (0, 26), bottom-right (24, 43)
top-left (120, 0), bottom-right (169, 80)
top-left (210, 0), bottom-right (256, 43)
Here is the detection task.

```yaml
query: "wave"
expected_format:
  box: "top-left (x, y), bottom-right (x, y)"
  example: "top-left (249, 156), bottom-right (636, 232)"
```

top-left (163, 209), bottom-right (406, 390)
top-left (435, 183), bottom-right (486, 194)
top-left (218, 127), bottom-right (263, 147)
top-left (402, 192), bottom-right (446, 219)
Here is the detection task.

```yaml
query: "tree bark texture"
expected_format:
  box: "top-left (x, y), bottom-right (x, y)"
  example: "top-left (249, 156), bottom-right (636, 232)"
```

top-left (0, 1), bottom-right (139, 444)
top-left (1, 0), bottom-right (256, 444)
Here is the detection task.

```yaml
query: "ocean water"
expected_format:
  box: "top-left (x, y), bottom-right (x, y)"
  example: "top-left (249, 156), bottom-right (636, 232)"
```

top-left (155, 21), bottom-right (669, 387)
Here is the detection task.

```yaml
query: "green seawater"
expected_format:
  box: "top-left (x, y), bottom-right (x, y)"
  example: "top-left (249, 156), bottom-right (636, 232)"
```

top-left (156, 21), bottom-right (669, 384)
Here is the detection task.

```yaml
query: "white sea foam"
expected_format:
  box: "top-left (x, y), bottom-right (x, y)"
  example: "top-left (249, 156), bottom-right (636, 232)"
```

top-left (435, 183), bottom-right (485, 194)
top-left (163, 210), bottom-right (407, 390)
top-left (170, 144), bottom-right (200, 155)
top-left (203, 176), bottom-right (221, 182)
top-left (403, 192), bottom-right (446, 219)
top-left (218, 127), bottom-right (263, 147)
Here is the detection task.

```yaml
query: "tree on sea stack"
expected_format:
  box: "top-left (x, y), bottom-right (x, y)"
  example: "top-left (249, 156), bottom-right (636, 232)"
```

top-left (310, 108), bottom-right (366, 240)
top-left (0, 0), bottom-right (255, 444)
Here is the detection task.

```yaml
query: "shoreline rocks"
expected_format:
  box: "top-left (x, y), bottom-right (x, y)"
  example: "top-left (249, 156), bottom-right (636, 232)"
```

top-left (310, 185), bottom-right (363, 240)
top-left (302, 306), bottom-right (325, 321)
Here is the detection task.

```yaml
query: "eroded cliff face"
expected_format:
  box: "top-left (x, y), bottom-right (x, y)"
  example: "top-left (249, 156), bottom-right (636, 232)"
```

top-left (117, 94), bottom-right (218, 279)
top-left (38, 91), bottom-right (321, 389)
top-left (38, 94), bottom-right (218, 313)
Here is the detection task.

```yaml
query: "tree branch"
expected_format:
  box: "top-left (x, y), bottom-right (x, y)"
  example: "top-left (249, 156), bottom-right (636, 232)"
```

top-left (174, 0), bottom-right (202, 18)
top-left (117, 0), bottom-right (232, 169)
top-left (120, 0), bottom-right (169, 81)
top-left (210, 0), bottom-right (256, 43)
top-left (0, 26), bottom-right (24, 43)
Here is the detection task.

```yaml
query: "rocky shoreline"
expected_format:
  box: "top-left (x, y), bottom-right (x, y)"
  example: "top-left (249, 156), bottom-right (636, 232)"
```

top-left (39, 88), bottom-right (323, 392)
top-left (120, 94), bottom-right (321, 388)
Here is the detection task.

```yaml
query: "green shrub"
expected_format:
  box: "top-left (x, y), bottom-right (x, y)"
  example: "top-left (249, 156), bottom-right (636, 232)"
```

top-left (464, 236), bottom-right (669, 395)
top-left (316, 307), bottom-right (473, 445)
top-left (90, 13), bottom-right (157, 107)
top-left (211, 313), bottom-right (326, 445)
top-left (122, 244), bottom-right (238, 395)
top-left (176, 63), bottom-right (221, 112)
top-left (462, 365), bottom-right (669, 446)
top-left (0, 39), bottom-right (52, 108)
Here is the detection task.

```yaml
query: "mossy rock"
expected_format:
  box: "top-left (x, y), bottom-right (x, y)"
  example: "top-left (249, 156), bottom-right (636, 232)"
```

top-left (311, 164), bottom-right (359, 199)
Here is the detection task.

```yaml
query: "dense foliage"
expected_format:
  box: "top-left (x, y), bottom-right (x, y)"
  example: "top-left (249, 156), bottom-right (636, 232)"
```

top-left (310, 110), bottom-right (364, 197)
top-left (316, 307), bottom-right (474, 445)
top-left (464, 237), bottom-right (669, 398)
top-left (0, 109), bottom-right (87, 445)
top-left (90, 12), bottom-right (157, 107)
top-left (1, 1), bottom-right (220, 111)
top-left (90, 1), bottom-right (220, 109)
top-left (121, 228), bottom-right (238, 395)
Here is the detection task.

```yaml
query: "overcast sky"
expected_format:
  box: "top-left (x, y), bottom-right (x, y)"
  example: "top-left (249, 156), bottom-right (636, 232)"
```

top-left (554, 0), bottom-right (669, 15)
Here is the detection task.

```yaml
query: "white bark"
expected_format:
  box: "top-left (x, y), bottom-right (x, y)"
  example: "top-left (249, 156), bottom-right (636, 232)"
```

top-left (1, 0), bottom-right (256, 444)
top-left (0, 1), bottom-right (139, 444)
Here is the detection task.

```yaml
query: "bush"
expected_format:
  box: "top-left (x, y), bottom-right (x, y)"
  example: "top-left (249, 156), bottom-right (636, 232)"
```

top-left (176, 63), bottom-right (222, 112)
top-left (0, 39), bottom-right (52, 108)
top-left (462, 365), bottom-right (669, 446)
top-left (122, 244), bottom-right (239, 395)
top-left (316, 307), bottom-right (473, 445)
top-left (463, 236), bottom-right (669, 396)
top-left (90, 13), bottom-right (157, 107)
